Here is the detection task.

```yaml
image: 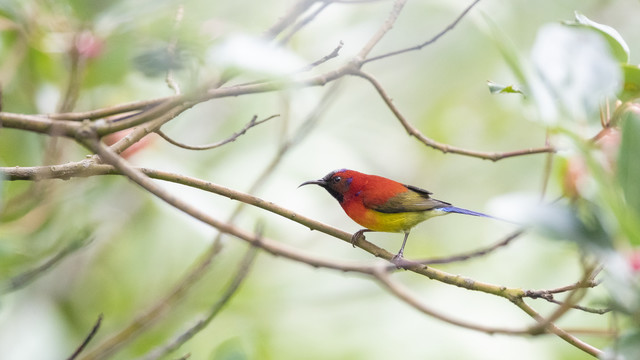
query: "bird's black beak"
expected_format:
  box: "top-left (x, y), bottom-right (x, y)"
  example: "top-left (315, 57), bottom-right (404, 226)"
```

top-left (298, 179), bottom-right (326, 188)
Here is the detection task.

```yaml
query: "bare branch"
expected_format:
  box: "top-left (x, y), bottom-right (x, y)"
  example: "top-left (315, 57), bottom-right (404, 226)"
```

top-left (374, 268), bottom-right (532, 335)
top-left (414, 229), bottom-right (525, 265)
top-left (165, 4), bottom-right (185, 95)
top-left (156, 114), bottom-right (278, 151)
top-left (46, 97), bottom-right (172, 121)
top-left (363, 0), bottom-right (482, 64)
top-left (354, 70), bottom-right (556, 160)
top-left (357, 0), bottom-right (407, 60)
top-left (278, 1), bottom-right (332, 45)
top-left (58, 33), bottom-right (83, 113)
top-left (264, 0), bottom-right (318, 39)
top-left (0, 233), bottom-right (92, 294)
top-left (295, 41), bottom-right (344, 72)
top-left (67, 314), bottom-right (103, 360)
top-left (513, 299), bottom-right (603, 357)
top-left (524, 265), bottom-right (608, 316)
top-left (138, 244), bottom-right (259, 360)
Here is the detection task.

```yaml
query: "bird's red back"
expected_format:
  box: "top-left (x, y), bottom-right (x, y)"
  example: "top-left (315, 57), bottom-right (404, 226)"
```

top-left (337, 169), bottom-right (409, 207)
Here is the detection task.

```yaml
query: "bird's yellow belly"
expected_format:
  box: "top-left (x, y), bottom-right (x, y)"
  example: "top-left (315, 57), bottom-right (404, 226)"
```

top-left (350, 209), bottom-right (446, 233)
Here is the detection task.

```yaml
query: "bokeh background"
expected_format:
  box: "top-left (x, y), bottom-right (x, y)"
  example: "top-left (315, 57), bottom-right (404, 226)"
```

top-left (1, 0), bottom-right (639, 359)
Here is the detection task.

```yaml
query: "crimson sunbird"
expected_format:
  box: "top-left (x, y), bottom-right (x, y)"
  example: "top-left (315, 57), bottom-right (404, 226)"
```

top-left (299, 169), bottom-right (497, 260)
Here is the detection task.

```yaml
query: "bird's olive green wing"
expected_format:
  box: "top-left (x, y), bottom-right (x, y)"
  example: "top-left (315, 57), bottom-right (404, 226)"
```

top-left (365, 184), bottom-right (451, 214)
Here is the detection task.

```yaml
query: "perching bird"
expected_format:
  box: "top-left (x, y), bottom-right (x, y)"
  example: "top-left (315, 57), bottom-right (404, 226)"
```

top-left (299, 169), bottom-right (496, 260)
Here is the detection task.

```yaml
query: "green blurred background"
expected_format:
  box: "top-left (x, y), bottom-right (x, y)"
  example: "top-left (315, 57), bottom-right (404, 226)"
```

top-left (1, 0), bottom-right (639, 359)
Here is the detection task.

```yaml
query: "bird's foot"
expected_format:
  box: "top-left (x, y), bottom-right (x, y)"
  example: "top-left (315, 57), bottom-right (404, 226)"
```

top-left (350, 229), bottom-right (368, 248)
top-left (391, 251), bottom-right (403, 262)
top-left (391, 252), bottom-right (408, 268)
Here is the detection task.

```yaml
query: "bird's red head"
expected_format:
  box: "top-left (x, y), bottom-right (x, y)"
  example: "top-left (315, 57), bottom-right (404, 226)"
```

top-left (298, 169), bottom-right (360, 204)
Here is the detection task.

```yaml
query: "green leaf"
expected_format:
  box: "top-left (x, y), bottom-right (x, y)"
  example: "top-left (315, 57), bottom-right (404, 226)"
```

top-left (566, 12), bottom-right (630, 63)
top-left (620, 64), bottom-right (640, 102)
top-left (487, 81), bottom-right (525, 95)
top-left (617, 106), bottom-right (640, 222)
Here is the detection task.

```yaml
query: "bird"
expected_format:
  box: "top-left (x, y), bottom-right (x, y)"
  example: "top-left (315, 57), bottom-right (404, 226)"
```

top-left (299, 169), bottom-right (497, 261)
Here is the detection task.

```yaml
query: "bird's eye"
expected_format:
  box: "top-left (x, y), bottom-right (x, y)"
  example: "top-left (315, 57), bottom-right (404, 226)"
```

top-left (332, 176), bottom-right (341, 183)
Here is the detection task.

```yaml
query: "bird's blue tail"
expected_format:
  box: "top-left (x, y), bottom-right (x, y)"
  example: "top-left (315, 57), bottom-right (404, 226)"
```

top-left (440, 206), bottom-right (494, 219)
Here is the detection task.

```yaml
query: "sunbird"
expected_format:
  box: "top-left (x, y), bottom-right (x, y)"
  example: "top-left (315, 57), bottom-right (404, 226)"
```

top-left (299, 169), bottom-right (496, 260)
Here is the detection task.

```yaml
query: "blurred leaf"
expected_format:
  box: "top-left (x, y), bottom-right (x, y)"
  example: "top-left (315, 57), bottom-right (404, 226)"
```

top-left (529, 23), bottom-right (622, 124)
top-left (617, 106), bottom-right (640, 234)
top-left (599, 249), bottom-right (640, 317)
top-left (601, 329), bottom-right (640, 360)
top-left (529, 24), bottom-right (622, 123)
top-left (620, 64), bottom-right (640, 102)
top-left (540, 202), bottom-right (612, 251)
top-left (212, 338), bottom-right (249, 360)
top-left (565, 12), bottom-right (630, 63)
top-left (134, 45), bottom-right (186, 77)
top-left (487, 81), bottom-right (525, 95)
top-left (490, 193), bottom-right (612, 251)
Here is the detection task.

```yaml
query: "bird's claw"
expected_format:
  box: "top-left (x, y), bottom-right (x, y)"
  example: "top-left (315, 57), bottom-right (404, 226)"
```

top-left (391, 252), bottom-right (404, 262)
top-left (390, 252), bottom-right (408, 269)
top-left (350, 230), bottom-right (367, 248)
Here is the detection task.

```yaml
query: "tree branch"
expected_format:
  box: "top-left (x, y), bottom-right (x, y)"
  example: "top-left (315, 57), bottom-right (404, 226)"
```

top-left (363, 0), bottom-right (482, 64)
top-left (155, 114), bottom-right (278, 151)
top-left (67, 314), bottom-right (104, 360)
top-left (137, 244), bottom-right (259, 360)
top-left (354, 70), bottom-right (556, 160)
top-left (0, 232), bottom-right (92, 294)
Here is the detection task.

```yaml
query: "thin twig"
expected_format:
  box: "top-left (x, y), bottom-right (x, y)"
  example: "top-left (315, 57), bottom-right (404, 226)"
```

top-left (263, 0), bottom-right (318, 39)
top-left (165, 5), bottom-right (184, 95)
top-left (0, 233), bottom-right (92, 294)
top-left (527, 264), bottom-right (601, 335)
top-left (543, 298), bottom-right (610, 315)
top-left (295, 41), bottom-right (344, 72)
top-left (357, 0), bottom-right (407, 60)
top-left (374, 268), bottom-right (531, 334)
top-left (156, 114), bottom-right (278, 151)
top-left (58, 32), bottom-right (84, 114)
top-left (46, 97), bottom-right (172, 121)
top-left (524, 266), bottom-right (607, 315)
top-left (138, 244), bottom-right (259, 360)
top-left (413, 229), bottom-right (524, 265)
top-left (363, 0), bottom-right (482, 64)
top-left (513, 299), bottom-right (602, 357)
top-left (67, 314), bottom-right (104, 360)
top-left (355, 69), bottom-right (556, 160)
top-left (278, 1), bottom-right (331, 45)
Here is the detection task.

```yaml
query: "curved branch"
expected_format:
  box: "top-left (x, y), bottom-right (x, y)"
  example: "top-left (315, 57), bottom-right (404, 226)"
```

top-left (137, 245), bottom-right (259, 360)
top-left (0, 232), bottom-right (91, 294)
top-left (67, 314), bottom-right (104, 360)
top-left (354, 70), bottom-right (556, 161)
top-left (374, 268), bottom-right (532, 335)
top-left (363, 0), bottom-right (482, 64)
top-left (512, 299), bottom-right (602, 357)
top-left (156, 114), bottom-right (278, 151)
top-left (414, 229), bottom-right (524, 265)
top-left (357, 0), bottom-right (408, 60)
